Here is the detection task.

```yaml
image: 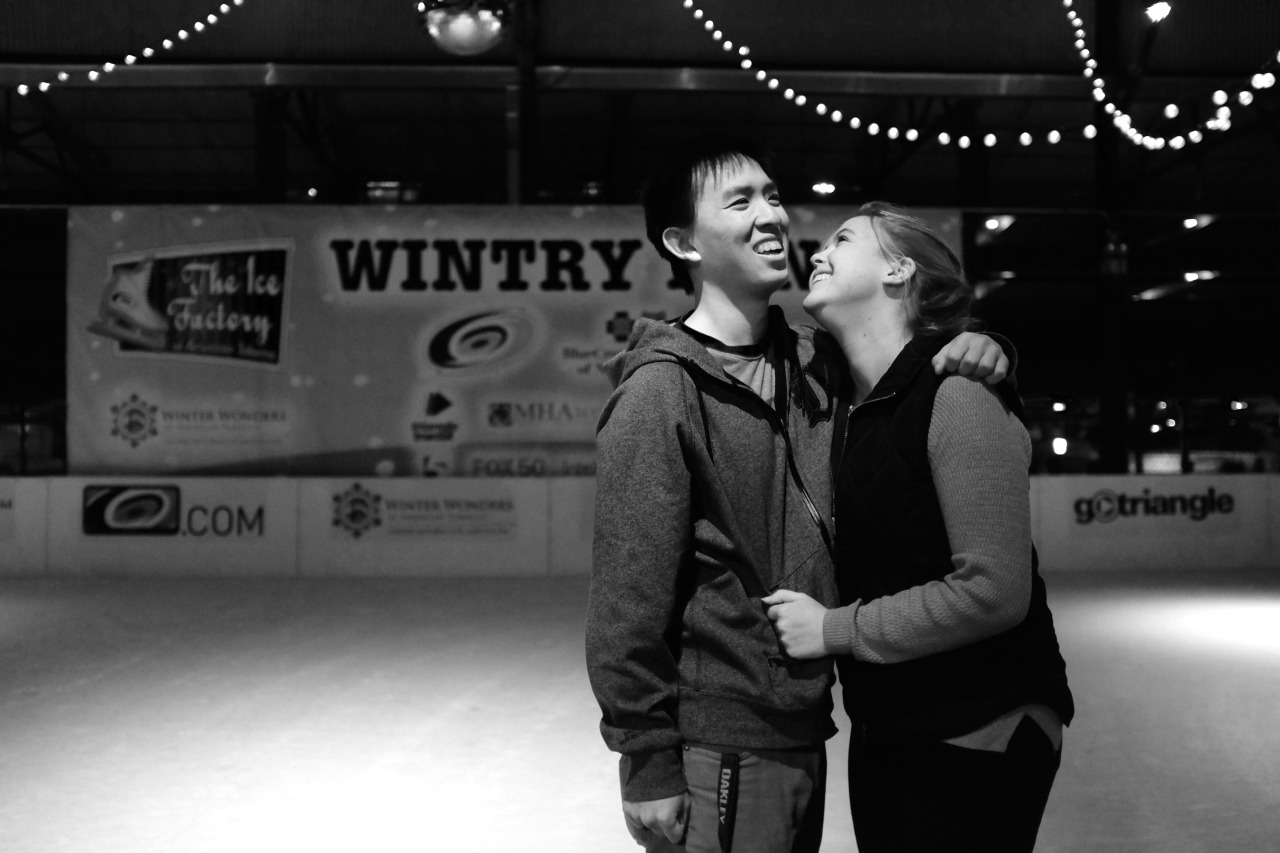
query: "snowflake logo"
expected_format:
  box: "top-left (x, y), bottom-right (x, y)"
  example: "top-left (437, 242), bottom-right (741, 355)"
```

top-left (488, 402), bottom-right (513, 428)
top-left (606, 311), bottom-right (634, 342)
top-left (110, 393), bottom-right (158, 448)
top-left (607, 310), bottom-right (667, 343)
top-left (332, 483), bottom-right (382, 538)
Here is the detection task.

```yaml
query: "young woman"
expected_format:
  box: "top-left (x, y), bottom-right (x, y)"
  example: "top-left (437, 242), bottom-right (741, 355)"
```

top-left (762, 203), bottom-right (1074, 853)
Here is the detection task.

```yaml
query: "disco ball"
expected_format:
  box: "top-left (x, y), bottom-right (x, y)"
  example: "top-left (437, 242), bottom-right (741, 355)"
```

top-left (417, 1), bottom-right (511, 56)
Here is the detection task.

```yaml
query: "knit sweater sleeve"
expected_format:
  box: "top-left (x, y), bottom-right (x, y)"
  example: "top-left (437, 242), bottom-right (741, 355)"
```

top-left (822, 376), bottom-right (1033, 664)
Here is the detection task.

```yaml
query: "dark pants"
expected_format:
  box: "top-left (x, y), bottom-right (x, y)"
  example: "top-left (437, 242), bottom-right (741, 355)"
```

top-left (647, 744), bottom-right (826, 853)
top-left (848, 717), bottom-right (1062, 853)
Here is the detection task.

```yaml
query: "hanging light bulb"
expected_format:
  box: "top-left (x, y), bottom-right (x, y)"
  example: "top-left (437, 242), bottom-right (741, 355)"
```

top-left (417, 1), bottom-right (511, 57)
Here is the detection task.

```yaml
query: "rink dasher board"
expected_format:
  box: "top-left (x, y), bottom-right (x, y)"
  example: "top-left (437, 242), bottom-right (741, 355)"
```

top-left (1, 476), bottom-right (595, 577)
top-left (2, 475), bottom-right (1276, 576)
top-left (43, 477), bottom-right (299, 576)
top-left (1033, 474), bottom-right (1277, 572)
top-left (0, 478), bottom-right (49, 575)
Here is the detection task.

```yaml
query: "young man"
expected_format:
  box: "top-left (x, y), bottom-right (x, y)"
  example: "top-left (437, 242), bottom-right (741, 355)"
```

top-left (585, 136), bottom-right (1007, 852)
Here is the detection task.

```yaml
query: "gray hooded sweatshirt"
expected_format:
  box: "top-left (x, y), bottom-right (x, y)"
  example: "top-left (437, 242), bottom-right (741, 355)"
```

top-left (585, 306), bottom-right (842, 802)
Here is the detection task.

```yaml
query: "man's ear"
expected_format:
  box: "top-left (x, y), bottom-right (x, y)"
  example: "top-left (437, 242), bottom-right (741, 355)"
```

top-left (662, 226), bottom-right (700, 263)
top-left (886, 256), bottom-right (916, 286)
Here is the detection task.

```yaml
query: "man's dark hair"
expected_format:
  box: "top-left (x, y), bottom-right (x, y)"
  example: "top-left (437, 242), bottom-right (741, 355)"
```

top-left (640, 135), bottom-right (777, 294)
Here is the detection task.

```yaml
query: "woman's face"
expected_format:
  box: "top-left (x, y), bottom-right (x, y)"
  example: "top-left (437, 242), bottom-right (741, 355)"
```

top-left (802, 216), bottom-right (897, 319)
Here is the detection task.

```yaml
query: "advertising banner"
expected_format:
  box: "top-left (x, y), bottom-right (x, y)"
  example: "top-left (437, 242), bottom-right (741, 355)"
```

top-left (67, 205), bottom-right (960, 477)
top-left (298, 477), bottom-right (550, 576)
top-left (46, 478), bottom-right (298, 576)
top-left (0, 478), bottom-right (48, 575)
top-left (1035, 474), bottom-right (1273, 571)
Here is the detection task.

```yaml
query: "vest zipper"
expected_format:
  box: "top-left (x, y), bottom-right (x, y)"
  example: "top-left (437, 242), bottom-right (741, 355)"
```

top-left (832, 390), bottom-right (897, 527)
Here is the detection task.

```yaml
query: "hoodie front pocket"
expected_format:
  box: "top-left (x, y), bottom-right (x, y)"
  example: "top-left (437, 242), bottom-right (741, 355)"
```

top-left (764, 652), bottom-right (834, 711)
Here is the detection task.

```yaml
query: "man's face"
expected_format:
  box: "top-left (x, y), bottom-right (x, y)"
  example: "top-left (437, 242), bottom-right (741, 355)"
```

top-left (685, 158), bottom-right (790, 297)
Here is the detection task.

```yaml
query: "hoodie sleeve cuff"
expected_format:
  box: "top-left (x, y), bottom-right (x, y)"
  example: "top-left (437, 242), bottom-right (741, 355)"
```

top-left (619, 747), bottom-right (687, 802)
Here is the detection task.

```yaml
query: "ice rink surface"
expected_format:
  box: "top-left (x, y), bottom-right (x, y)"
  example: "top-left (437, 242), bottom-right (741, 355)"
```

top-left (2, 570), bottom-right (1278, 852)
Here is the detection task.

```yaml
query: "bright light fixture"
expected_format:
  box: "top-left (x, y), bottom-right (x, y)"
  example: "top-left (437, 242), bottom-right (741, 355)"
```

top-left (1146, 2), bottom-right (1171, 23)
top-left (418, 1), bottom-right (511, 56)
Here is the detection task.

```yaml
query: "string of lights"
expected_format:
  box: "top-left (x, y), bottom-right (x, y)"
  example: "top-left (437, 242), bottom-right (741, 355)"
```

top-left (679, 0), bottom-right (1279, 153)
top-left (11, 1), bottom-right (248, 97)
top-left (1063, 0), bottom-right (1278, 150)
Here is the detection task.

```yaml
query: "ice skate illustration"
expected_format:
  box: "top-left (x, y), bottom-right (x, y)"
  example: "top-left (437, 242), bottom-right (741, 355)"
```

top-left (87, 258), bottom-right (169, 350)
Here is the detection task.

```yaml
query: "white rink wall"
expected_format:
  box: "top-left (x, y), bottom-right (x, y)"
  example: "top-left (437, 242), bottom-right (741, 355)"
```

top-left (1, 475), bottom-right (1277, 576)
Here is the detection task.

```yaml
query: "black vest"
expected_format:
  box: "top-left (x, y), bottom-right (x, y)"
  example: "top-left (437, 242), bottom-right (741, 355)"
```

top-left (832, 335), bottom-right (1074, 740)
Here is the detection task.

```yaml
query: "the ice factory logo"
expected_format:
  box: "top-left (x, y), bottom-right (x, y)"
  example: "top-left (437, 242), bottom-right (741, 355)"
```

top-left (110, 393), bottom-right (159, 448)
top-left (332, 483), bottom-right (383, 538)
top-left (88, 258), bottom-right (168, 350)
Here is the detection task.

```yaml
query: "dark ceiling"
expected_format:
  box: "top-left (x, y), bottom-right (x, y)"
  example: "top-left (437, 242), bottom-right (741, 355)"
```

top-left (1, 0), bottom-right (1278, 407)
top-left (2, 0), bottom-right (1278, 210)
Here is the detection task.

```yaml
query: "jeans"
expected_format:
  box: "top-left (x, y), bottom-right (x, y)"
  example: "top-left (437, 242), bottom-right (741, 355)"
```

top-left (647, 743), bottom-right (826, 853)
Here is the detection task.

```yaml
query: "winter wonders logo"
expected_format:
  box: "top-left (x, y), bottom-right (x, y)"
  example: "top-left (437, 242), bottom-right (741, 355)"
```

top-left (110, 393), bottom-right (159, 448)
top-left (333, 483), bottom-right (383, 538)
top-left (87, 241), bottom-right (291, 366)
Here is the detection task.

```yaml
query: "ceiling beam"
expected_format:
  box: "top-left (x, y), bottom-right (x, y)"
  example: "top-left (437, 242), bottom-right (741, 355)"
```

top-left (0, 63), bottom-right (1232, 100)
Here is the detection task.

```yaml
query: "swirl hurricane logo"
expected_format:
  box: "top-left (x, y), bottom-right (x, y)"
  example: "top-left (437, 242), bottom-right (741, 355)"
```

top-left (332, 483), bottom-right (382, 538)
top-left (110, 393), bottom-right (159, 448)
top-left (419, 309), bottom-right (537, 376)
top-left (83, 485), bottom-right (180, 535)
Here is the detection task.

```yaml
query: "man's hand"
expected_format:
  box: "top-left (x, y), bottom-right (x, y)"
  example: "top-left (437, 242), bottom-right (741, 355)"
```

top-left (623, 792), bottom-right (691, 846)
top-left (931, 331), bottom-right (1008, 385)
top-left (762, 590), bottom-right (829, 659)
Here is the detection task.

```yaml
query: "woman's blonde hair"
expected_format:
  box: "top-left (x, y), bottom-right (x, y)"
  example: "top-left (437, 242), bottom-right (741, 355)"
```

top-left (857, 201), bottom-right (982, 338)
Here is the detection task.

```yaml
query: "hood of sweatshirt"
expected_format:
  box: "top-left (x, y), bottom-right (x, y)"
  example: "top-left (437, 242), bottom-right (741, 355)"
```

top-left (602, 313), bottom-right (728, 390)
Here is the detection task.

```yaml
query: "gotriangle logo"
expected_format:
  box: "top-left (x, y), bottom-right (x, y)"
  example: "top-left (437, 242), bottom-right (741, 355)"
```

top-left (424, 392), bottom-right (453, 417)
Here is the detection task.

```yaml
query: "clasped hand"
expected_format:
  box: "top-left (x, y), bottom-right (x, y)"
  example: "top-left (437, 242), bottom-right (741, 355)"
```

top-left (761, 590), bottom-right (829, 659)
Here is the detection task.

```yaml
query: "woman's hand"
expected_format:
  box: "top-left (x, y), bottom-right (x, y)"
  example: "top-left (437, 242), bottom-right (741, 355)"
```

top-left (761, 590), bottom-right (830, 659)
